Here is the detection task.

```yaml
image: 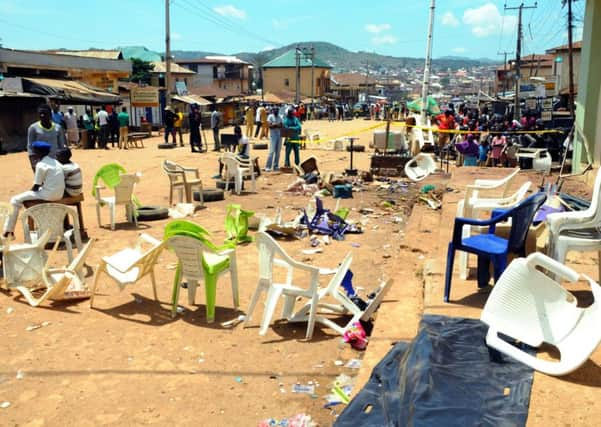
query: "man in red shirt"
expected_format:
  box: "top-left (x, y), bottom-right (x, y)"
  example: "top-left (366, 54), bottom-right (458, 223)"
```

top-left (436, 110), bottom-right (456, 147)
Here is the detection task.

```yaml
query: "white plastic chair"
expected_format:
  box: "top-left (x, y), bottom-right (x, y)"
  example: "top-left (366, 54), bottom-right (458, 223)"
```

top-left (95, 173), bottom-right (139, 230)
top-left (90, 233), bottom-right (165, 308)
top-left (481, 253), bottom-right (601, 376)
top-left (16, 238), bottom-right (95, 306)
top-left (21, 203), bottom-right (82, 263)
top-left (221, 153), bottom-right (256, 195)
top-left (162, 160), bottom-right (203, 206)
top-left (404, 153), bottom-right (436, 181)
top-left (547, 168), bottom-right (601, 281)
top-left (1, 230), bottom-right (51, 288)
top-left (457, 179), bottom-right (531, 280)
top-left (245, 231), bottom-right (321, 339)
top-left (289, 256), bottom-right (392, 337)
top-left (0, 202), bottom-right (12, 255)
top-left (166, 234), bottom-right (239, 322)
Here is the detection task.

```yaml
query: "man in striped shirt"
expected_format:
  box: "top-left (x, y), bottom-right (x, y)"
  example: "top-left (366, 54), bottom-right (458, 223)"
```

top-left (56, 149), bottom-right (82, 197)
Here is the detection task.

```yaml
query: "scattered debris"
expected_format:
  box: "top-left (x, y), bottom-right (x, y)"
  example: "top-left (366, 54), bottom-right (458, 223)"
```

top-left (6, 307), bottom-right (14, 315)
top-left (334, 360), bottom-right (344, 366)
top-left (301, 248), bottom-right (323, 255)
top-left (345, 359), bottom-right (362, 369)
top-left (258, 413), bottom-right (316, 427)
top-left (220, 314), bottom-right (245, 327)
top-left (0, 401), bottom-right (10, 409)
top-left (25, 321), bottom-right (51, 331)
top-left (234, 376), bottom-right (243, 383)
top-left (343, 322), bottom-right (368, 350)
top-left (16, 370), bottom-right (24, 380)
top-left (351, 242), bottom-right (361, 248)
top-left (291, 383), bottom-right (315, 394)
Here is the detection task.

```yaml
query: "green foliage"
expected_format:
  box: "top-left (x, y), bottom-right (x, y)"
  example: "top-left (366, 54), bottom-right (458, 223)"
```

top-left (129, 58), bottom-right (154, 84)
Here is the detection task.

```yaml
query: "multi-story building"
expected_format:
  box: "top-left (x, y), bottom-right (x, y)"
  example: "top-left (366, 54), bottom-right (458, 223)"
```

top-left (175, 56), bottom-right (251, 95)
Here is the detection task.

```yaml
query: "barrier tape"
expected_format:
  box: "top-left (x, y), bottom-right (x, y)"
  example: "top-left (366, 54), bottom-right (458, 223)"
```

top-left (283, 121), bottom-right (565, 145)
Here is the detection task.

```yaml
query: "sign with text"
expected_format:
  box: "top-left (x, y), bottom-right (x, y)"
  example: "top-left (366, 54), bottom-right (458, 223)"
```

top-left (131, 87), bottom-right (159, 107)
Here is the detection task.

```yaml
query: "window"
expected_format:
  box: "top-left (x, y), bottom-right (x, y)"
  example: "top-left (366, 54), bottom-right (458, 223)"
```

top-left (284, 78), bottom-right (289, 87)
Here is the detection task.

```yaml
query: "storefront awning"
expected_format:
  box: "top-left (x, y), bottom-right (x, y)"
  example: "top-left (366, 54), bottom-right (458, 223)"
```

top-left (172, 94), bottom-right (212, 106)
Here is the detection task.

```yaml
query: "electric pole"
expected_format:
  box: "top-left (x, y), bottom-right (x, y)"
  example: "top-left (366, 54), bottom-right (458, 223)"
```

top-left (563, 0), bottom-right (576, 118)
top-left (497, 50), bottom-right (514, 97)
top-left (295, 45), bottom-right (301, 104)
top-left (165, 0), bottom-right (171, 106)
top-left (421, 0), bottom-right (436, 123)
top-left (505, 2), bottom-right (537, 120)
top-left (310, 45), bottom-right (315, 106)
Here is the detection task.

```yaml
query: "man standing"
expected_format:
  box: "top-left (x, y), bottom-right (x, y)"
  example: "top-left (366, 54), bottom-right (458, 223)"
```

top-left (210, 104), bottom-right (221, 151)
top-left (435, 110), bottom-right (456, 149)
top-left (245, 105), bottom-right (255, 138)
top-left (254, 104), bottom-right (264, 138)
top-left (27, 104), bottom-right (66, 170)
top-left (3, 142), bottom-right (65, 239)
top-left (265, 107), bottom-right (283, 172)
top-left (96, 106), bottom-right (110, 149)
top-left (174, 107), bottom-right (184, 147)
top-left (260, 105), bottom-right (269, 139)
top-left (163, 106), bottom-right (177, 145)
top-left (117, 107), bottom-right (130, 150)
top-left (51, 104), bottom-right (65, 128)
top-left (108, 108), bottom-right (120, 147)
top-left (283, 107), bottom-right (302, 167)
top-left (189, 104), bottom-right (203, 152)
top-left (63, 106), bottom-right (80, 148)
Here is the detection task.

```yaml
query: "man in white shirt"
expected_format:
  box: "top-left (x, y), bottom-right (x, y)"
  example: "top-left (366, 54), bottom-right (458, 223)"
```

top-left (96, 107), bottom-right (110, 149)
top-left (3, 142), bottom-right (65, 238)
top-left (254, 104), bottom-right (264, 138)
top-left (265, 107), bottom-right (283, 171)
top-left (63, 106), bottom-right (80, 147)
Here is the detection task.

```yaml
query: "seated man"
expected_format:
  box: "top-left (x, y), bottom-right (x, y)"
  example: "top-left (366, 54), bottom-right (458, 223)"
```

top-left (56, 148), bottom-right (82, 197)
top-left (216, 126), bottom-right (260, 178)
top-left (3, 142), bottom-right (65, 239)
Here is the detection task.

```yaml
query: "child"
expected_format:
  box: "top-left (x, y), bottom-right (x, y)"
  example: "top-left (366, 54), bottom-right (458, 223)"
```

top-left (490, 132), bottom-right (506, 167)
top-left (478, 139), bottom-right (490, 167)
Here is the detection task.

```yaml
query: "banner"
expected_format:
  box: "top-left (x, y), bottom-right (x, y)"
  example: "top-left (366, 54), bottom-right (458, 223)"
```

top-left (131, 87), bottom-right (159, 107)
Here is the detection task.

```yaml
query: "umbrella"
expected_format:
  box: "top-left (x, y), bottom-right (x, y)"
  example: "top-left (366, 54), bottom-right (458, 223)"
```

top-left (407, 96), bottom-right (440, 115)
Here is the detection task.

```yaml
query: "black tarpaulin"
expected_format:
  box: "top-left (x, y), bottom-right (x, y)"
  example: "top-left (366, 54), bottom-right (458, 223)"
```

top-left (335, 315), bottom-right (534, 427)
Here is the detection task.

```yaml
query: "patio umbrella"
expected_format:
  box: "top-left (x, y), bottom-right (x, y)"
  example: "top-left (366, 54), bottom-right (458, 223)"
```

top-left (407, 96), bottom-right (440, 115)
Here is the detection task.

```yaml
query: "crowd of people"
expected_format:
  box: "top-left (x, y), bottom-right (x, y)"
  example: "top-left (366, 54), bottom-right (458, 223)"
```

top-left (435, 105), bottom-right (555, 168)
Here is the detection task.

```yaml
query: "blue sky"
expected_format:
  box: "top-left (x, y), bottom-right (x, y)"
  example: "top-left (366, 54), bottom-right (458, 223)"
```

top-left (0, 0), bottom-right (583, 59)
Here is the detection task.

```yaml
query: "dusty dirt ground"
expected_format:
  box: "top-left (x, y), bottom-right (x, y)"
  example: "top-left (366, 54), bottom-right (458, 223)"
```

top-left (0, 118), bottom-right (419, 427)
top-left (2, 117), bottom-right (600, 426)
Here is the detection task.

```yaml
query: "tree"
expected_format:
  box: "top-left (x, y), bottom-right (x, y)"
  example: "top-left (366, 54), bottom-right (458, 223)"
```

top-left (251, 52), bottom-right (270, 92)
top-left (129, 58), bottom-right (154, 84)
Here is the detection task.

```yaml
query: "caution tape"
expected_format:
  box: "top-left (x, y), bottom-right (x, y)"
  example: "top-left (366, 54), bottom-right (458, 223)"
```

top-left (284, 120), bottom-right (565, 145)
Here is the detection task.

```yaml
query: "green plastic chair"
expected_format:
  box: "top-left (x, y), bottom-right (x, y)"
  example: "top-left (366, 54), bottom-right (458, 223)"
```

top-left (164, 222), bottom-right (238, 322)
top-left (91, 163), bottom-right (127, 197)
top-left (224, 204), bottom-right (255, 244)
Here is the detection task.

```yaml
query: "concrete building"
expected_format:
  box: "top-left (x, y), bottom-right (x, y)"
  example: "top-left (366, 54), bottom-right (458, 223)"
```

top-left (495, 54), bottom-right (554, 94)
top-left (0, 47), bottom-right (131, 93)
top-left (175, 56), bottom-right (251, 95)
top-left (330, 73), bottom-right (377, 104)
top-left (546, 41), bottom-right (582, 97)
top-left (262, 50), bottom-right (331, 99)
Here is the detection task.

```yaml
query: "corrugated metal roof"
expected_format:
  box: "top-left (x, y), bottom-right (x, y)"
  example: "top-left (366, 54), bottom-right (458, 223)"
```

top-left (120, 46), bottom-right (162, 62)
top-left (263, 50), bottom-right (331, 69)
top-left (50, 50), bottom-right (123, 60)
top-left (150, 61), bottom-right (195, 74)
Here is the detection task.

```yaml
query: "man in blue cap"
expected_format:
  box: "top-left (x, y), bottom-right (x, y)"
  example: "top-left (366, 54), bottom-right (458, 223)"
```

top-left (27, 104), bottom-right (66, 170)
top-left (2, 141), bottom-right (65, 239)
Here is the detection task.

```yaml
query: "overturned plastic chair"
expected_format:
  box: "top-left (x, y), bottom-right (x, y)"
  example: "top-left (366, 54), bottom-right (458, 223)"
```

top-left (21, 203), bottom-right (83, 263)
top-left (90, 234), bottom-right (165, 308)
top-left (547, 168), bottom-right (601, 281)
top-left (225, 204), bottom-right (255, 244)
top-left (164, 223), bottom-right (238, 322)
top-left (481, 252), bottom-right (601, 376)
top-left (2, 230), bottom-right (51, 289)
top-left (404, 153), bottom-right (436, 182)
top-left (16, 239), bottom-right (95, 307)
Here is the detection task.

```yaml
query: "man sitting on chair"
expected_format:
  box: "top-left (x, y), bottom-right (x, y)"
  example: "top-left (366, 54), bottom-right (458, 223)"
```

top-left (3, 142), bottom-right (65, 239)
top-left (216, 126), bottom-right (260, 178)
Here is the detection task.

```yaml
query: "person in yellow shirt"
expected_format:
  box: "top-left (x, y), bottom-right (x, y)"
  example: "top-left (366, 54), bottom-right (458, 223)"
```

top-left (174, 107), bottom-right (184, 147)
top-left (245, 105), bottom-right (255, 138)
top-left (260, 105), bottom-right (269, 139)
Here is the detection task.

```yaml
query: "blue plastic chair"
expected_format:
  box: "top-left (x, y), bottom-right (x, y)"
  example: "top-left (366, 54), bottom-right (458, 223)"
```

top-left (444, 192), bottom-right (547, 302)
top-left (301, 197), bottom-right (349, 240)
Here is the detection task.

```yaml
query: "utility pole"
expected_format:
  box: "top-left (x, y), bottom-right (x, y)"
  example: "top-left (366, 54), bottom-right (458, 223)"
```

top-left (295, 45), bottom-right (301, 104)
top-left (505, 2), bottom-right (537, 120)
top-left (497, 50), bottom-right (514, 97)
top-left (421, 0), bottom-right (436, 123)
top-left (165, 0), bottom-right (171, 106)
top-left (563, 0), bottom-right (576, 118)
top-left (310, 45), bottom-right (315, 106)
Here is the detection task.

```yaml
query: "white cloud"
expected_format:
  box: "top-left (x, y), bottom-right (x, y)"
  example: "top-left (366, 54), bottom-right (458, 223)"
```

top-left (441, 11), bottom-right (459, 27)
top-left (365, 23), bottom-right (392, 34)
top-left (463, 3), bottom-right (517, 38)
top-left (213, 4), bottom-right (246, 19)
top-left (452, 47), bottom-right (467, 54)
top-left (372, 35), bottom-right (398, 45)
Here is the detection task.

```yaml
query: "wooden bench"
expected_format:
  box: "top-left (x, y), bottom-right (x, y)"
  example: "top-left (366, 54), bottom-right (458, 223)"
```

top-left (127, 132), bottom-right (147, 149)
top-left (23, 194), bottom-right (88, 240)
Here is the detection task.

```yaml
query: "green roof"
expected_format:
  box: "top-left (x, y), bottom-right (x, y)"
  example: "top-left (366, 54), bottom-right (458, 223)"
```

top-left (263, 50), bottom-right (331, 69)
top-left (119, 46), bottom-right (162, 62)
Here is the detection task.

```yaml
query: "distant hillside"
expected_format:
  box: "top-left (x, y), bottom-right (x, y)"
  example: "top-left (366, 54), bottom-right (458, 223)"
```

top-left (162, 42), bottom-right (498, 73)
top-left (171, 50), bottom-right (222, 60)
